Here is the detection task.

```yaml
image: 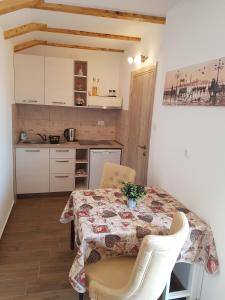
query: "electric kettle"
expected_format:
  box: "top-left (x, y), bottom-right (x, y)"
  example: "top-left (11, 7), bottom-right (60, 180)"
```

top-left (64, 128), bottom-right (76, 142)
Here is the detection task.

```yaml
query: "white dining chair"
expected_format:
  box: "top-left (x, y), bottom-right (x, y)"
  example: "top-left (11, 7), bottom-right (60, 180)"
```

top-left (83, 211), bottom-right (189, 300)
top-left (100, 162), bottom-right (136, 188)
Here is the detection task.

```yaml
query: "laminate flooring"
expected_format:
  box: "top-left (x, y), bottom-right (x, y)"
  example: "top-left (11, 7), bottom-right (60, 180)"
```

top-left (0, 196), bottom-right (89, 300)
top-left (0, 196), bottom-right (185, 300)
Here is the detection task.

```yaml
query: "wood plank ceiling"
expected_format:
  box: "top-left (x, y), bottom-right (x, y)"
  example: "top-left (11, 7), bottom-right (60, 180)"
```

top-left (0, 0), bottom-right (167, 52)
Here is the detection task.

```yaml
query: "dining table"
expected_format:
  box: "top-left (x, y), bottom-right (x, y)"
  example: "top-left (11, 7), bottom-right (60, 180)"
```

top-left (60, 186), bottom-right (219, 295)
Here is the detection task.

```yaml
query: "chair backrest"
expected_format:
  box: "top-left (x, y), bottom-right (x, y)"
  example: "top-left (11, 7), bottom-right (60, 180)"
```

top-left (100, 162), bottom-right (136, 189)
top-left (123, 212), bottom-right (189, 300)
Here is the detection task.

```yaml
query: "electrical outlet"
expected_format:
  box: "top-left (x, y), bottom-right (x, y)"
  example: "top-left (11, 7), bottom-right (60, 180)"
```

top-left (98, 120), bottom-right (105, 126)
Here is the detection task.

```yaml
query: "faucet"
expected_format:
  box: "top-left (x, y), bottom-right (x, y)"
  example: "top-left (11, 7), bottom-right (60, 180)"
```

top-left (36, 133), bottom-right (47, 143)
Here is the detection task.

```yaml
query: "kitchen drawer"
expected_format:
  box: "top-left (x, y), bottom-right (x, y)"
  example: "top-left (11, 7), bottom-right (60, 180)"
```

top-left (50, 174), bottom-right (74, 192)
top-left (50, 148), bottom-right (75, 159)
top-left (50, 158), bottom-right (74, 174)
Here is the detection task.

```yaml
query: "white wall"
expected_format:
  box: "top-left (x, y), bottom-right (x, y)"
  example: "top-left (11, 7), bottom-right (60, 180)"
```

top-left (0, 28), bottom-right (14, 237)
top-left (148, 0), bottom-right (225, 299)
top-left (120, 25), bottom-right (164, 109)
top-left (21, 46), bottom-right (122, 98)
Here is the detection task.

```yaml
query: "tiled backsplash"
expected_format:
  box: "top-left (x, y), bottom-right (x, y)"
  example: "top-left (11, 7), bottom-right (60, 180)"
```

top-left (13, 104), bottom-right (117, 143)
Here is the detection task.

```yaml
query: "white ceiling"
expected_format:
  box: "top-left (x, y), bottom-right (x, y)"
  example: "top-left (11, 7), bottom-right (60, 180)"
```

top-left (0, 0), bottom-right (180, 50)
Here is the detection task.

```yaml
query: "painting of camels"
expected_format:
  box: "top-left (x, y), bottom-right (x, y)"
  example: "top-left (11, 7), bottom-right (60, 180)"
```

top-left (163, 57), bottom-right (225, 106)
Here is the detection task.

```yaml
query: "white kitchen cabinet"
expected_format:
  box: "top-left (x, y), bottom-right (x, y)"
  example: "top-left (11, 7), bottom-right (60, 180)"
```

top-left (87, 96), bottom-right (122, 108)
top-left (16, 148), bottom-right (49, 194)
top-left (45, 57), bottom-right (73, 106)
top-left (14, 54), bottom-right (44, 105)
top-left (50, 148), bottom-right (75, 192)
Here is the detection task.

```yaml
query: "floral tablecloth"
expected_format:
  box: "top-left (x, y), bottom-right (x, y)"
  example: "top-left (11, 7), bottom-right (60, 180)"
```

top-left (60, 186), bottom-right (219, 293)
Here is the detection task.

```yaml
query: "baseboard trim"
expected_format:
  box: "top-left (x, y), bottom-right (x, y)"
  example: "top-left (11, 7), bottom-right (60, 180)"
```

top-left (0, 199), bottom-right (14, 239)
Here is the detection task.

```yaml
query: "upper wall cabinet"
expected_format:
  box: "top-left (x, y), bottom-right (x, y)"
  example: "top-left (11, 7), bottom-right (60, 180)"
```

top-left (45, 57), bottom-right (73, 107)
top-left (14, 54), bottom-right (45, 105)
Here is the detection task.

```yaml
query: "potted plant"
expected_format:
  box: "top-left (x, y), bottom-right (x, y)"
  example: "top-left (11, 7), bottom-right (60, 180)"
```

top-left (121, 182), bottom-right (146, 209)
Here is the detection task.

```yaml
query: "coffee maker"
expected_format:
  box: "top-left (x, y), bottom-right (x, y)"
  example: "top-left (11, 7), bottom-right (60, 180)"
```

top-left (64, 128), bottom-right (76, 142)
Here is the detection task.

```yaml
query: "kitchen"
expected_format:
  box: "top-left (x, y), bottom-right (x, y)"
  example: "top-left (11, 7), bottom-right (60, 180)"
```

top-left (13, 41), bottom-right (125, 193)
top-left (0, 1), bottom-right (223, 300)
top-left (0, 1), bottom-right (163, 298)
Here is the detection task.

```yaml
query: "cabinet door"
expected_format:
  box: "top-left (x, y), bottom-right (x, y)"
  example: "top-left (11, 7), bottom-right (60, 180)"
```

top-left (16, 148), bottom-right (49, 194)
top-left (14, 54), bottom-right (44, 105)
top-left (45, 57), bottom-right (73, 106)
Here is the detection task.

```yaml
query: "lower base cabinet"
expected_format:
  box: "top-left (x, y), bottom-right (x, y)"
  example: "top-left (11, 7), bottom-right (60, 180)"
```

top-left (16, 148), bottom-right (49, 194)
top-left (49, 148), bottom-right (75, 192)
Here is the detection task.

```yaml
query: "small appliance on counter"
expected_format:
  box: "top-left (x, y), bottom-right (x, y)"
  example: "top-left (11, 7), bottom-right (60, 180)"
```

top-left (19, 130), bottom-right (28, 142)
top-left (49, 135), bottom-right (60, 144)
top-left (64, 128), bottom-right (76, 142)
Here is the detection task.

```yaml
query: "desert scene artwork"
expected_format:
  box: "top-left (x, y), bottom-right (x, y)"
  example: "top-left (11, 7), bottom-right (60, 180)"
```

top-left (163, 57), bottom-right (225, 106)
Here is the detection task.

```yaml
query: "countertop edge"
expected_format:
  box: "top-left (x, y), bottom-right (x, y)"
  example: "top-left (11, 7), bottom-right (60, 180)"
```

top-left (14, 140), bottom-right (124, 149)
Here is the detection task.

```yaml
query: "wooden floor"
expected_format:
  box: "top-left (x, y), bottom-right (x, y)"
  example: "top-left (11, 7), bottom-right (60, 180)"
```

top-left (0, 196), bottom-right (89, 300)
top-left (0, 196), bottom-right (186, 300)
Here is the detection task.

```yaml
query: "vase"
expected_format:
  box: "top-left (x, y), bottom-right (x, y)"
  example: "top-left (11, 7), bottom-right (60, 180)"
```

top-left (128, 198), bottom-right (136, 209)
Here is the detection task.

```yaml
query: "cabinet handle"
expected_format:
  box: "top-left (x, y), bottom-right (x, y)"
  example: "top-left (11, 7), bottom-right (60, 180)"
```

top-left (52, 101), bottom-right (66, 105)
top-left (55, 175), bottom-right (69, 178)
top-left (138, 145), bottom-right (147, 150)
top-left (56, 150), bottom-right (69, 152)
top-left (22, 100), bottom-right (38, 103)
top-left (25, 150), bottom-right (40, 152)
top-left (56, 160), bottom-right (69, 163)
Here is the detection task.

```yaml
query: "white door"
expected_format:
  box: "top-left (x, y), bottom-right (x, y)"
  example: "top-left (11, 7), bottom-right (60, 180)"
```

top-left (16, 148), bottom-right (49, 194)
top-left (14, 54), bottom-right (44, 105)
top-left (89, 149), bottom-right (121, 189)
top-left (45, 56), bottom-right (73, 106)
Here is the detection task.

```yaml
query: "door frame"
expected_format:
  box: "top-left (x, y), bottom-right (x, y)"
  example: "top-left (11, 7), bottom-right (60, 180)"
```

top-left (127, 63), bottom-right (157, 184)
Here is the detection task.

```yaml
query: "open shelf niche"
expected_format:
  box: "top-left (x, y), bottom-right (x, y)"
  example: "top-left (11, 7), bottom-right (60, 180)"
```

top-left (74, 61), bottom-right (88, 107)
top-left (75, 149), bottom-right (89, 190)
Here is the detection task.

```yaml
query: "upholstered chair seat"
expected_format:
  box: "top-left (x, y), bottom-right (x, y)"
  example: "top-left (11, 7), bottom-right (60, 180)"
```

top-left (100, 162), bottom-right (136, 188)
top-left (84, 212), bottom-right (189, 300)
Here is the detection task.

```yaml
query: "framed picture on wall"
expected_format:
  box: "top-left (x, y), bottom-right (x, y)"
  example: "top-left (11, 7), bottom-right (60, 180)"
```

top-left (163, 56), bottom-right (225, 106)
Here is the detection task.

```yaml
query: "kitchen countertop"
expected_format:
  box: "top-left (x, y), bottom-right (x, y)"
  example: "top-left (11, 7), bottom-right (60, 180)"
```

top-left (15, 140), bottom-right (123, 149)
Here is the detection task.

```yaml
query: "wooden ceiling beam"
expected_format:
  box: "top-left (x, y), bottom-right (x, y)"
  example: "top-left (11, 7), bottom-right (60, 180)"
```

top-left (34, 1), bottom-right (166, 24)
top-left (0, 0), bottom-right (40, 15)
top-left (4, 22), bottom-right (141, 42)
top-left (42, 27), bottom-right (141, 42)
top-left (4, 23), bottom-right (47, 39)
top-left (45, 42), bottom-right (124, 53)
top-left (0, 1), bottom-right (166, 24)
top-left (14, 39), bottom-right (124, 53)
top-left (14, 39), bottom-right (46, 52)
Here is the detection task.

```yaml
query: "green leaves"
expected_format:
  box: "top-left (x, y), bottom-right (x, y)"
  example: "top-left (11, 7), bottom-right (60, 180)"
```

top-left (121, 182), bottom-right (146, 201)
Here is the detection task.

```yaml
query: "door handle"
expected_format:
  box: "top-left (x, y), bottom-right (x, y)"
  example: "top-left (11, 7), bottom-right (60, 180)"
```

top-left (138, 145), bottom-right (147, 150)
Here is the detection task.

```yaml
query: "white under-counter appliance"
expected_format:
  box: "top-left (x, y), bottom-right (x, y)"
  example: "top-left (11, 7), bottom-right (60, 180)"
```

top-left (89, 149), bottom-right (121, 189)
